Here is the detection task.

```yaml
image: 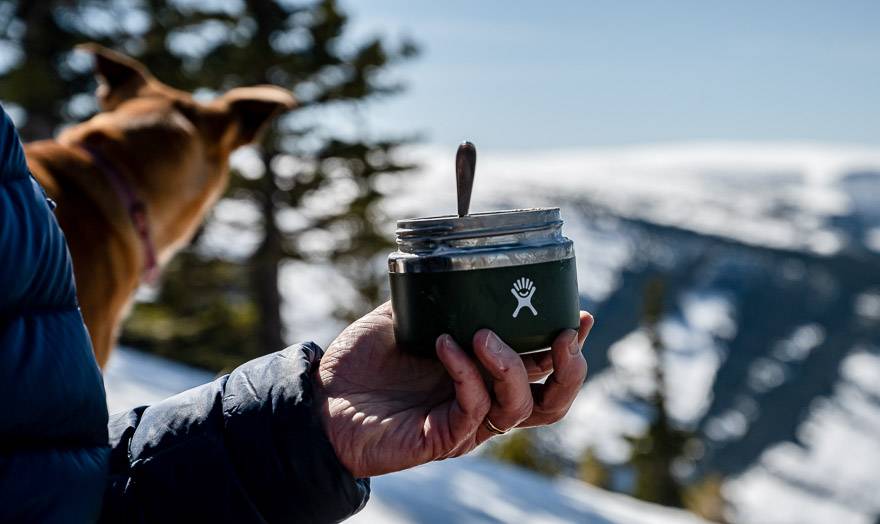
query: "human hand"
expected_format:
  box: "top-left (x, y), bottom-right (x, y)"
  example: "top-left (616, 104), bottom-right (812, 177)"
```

top-left (313, 301), bottom-right (593, 478)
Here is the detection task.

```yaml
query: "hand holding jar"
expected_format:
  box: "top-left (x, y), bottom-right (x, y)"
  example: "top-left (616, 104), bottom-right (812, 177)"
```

top-left (312, 142), bottom-right (592, 478)
top-left (312, 302), bottom-right (592, 478)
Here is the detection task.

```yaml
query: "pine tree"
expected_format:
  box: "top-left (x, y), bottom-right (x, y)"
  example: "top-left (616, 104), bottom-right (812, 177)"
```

top-left (627, 278), bottom-right (690, 507)
top-left (0, 0), bottom-right (418, 370)
top-left (623, 279), bottom-right (729, 518)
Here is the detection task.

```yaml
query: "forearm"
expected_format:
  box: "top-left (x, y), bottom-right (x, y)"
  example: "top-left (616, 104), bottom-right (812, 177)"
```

top-left (101, 343), bottom-right (370, 523)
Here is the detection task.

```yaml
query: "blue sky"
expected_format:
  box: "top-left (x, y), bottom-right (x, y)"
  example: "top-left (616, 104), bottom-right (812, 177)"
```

top-left (341, 0), bottom-right (880, 150)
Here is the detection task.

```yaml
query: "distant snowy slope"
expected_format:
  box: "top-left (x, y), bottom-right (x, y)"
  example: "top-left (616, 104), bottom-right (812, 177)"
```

top-left (725, 348), bottom-right (880, 524)
top-left (387, 142), bottom-right (880, 256)
top-left (103, 347), bottom-right (706, 524)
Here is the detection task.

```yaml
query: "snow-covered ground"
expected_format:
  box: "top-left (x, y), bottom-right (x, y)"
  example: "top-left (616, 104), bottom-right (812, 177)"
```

top-left (103, 346), bottom-right (216, 414)
top-left (103, 347), bottom-right (707, 524)
top-left (349, 457), bottom-right (706, 524)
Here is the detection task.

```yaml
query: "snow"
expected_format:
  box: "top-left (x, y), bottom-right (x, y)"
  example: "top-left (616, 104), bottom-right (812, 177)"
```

top-left (562, 216), bottom-right (634, 304)
top-left (855, 292), bottom-right (880, 322)
top-left (103, 346), bottom-right (215, 414)
top-left (725, 349), bottom-right (880, 524)
top-left (279, 260), bottom-right (355, 348)
top-left (349, 457), bottom-right (707, 524)
top-left (771, 324), bottom-right (825, 363)
top-left (865, 228), bottom-right (880, 253)
top-left (680, 293), bottom-right (737, 341)
top-left (543, 308), bottom-right (880, 524)
top-left (542, 303), bottom-right (879, 524)
top-left (553, 366), bottom-right (650, 465)
top-left (386, 142), bottom-right (880, 257)
top-left (103, 347), bottom-right (705, 524)
top-left (548, 292), bottom-right (734, 464)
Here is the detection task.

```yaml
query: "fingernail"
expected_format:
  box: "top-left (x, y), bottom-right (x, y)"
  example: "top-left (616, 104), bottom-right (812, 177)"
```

top-left (436, 334), bottom-right (451, 352)
top-left (566, 329), bottom-right (580, 355)
top-left (485, 332), bottom-right (508, 371)
top-left (487, 332), bottom-right (503, 354)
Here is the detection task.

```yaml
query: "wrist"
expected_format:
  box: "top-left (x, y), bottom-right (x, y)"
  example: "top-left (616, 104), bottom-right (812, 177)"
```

top-left (311, 364), bottom-right (349, 470)
top-left (311, 363), bottom-right (333, 441)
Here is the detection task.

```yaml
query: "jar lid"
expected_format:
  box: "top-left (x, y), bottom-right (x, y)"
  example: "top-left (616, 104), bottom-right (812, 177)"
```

top-left (390, 208), bottom-right (573, 273)
top-left (397, 208), bottom-right (562, 242)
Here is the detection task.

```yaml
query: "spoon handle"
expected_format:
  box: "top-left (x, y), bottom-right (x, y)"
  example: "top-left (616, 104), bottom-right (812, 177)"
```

top-left (456, 141), bottom-right (477, 217)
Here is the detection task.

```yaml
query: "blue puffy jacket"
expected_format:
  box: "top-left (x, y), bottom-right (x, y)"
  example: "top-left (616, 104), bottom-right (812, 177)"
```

top-left (0, 106), bottom-right (369, 523)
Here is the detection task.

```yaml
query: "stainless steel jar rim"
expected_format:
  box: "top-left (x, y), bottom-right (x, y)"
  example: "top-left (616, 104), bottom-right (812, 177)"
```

top-left (396, 208), bottom-right (561, 241)
top-left (390, 208), bottom-right (572, 274)
top-left (389, 243), bottom-right (574, 273)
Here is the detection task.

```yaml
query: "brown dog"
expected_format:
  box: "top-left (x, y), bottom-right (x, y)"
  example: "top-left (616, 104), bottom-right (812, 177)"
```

top-left (25, 45), bottom-right (295, 368)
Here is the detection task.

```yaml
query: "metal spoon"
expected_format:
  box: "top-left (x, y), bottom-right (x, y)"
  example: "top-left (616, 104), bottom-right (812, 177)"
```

top-left (456, 141), bottom-right (476, 217)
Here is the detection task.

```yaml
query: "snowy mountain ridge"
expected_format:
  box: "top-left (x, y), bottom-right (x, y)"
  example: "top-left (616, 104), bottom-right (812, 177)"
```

top-left (391, 142), bottom-right (880, 256)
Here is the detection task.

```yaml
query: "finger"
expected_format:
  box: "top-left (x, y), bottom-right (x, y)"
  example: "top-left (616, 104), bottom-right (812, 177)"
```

top-left (577, 310), bottom-right (594, 347)
top-left (472, 329), bottom-right (533, 444)
top-left (520, 310), bottom-right (592, 383)
top-left (521, 312), bottom-right (593, 427)
top-left (521, 350), bottom-right (554, 382)
top-left (429, 334), bottom-right (491, 456)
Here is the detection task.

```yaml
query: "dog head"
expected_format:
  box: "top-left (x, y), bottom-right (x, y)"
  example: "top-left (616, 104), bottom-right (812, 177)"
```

top-left (58, 44), bottom-right (296, 256)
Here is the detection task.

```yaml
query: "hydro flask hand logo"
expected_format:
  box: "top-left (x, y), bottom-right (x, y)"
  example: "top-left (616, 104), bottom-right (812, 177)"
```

top-left (511, 277), bottom-right (537, 318)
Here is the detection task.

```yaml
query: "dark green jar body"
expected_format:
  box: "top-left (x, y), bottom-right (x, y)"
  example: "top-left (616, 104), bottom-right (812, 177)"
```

top-left (391, 257), bottom-right (579, 355)
top-left (388, 208), bottom-right (579, 357)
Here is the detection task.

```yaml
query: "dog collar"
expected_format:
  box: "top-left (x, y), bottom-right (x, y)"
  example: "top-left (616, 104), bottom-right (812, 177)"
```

top-left (79, 143), bottom-right (159, 284)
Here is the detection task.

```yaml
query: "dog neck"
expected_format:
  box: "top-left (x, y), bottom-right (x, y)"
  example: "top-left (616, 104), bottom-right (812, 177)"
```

top-left (79, 143), bottom-right (159, 283)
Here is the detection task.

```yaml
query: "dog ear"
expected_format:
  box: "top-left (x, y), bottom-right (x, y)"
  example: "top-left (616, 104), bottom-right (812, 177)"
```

top-left (221, 86), bottom-right (296, 147)
top-left (76, 43), bottom-right (152, 111)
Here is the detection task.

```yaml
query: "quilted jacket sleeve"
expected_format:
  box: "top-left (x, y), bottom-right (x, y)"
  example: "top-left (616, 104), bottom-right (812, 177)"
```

top-left (100, 342), bottom-right (370, 524)
top-left (0, 106), bottom-right (110, 524)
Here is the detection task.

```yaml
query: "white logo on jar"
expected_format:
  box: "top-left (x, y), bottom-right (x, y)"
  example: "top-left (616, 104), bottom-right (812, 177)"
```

top-left (511, 277), bottom-right (538, 318)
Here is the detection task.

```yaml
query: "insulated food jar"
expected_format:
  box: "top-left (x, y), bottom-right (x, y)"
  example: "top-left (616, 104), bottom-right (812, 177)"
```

top-left (388, 207), bottom-right (579, 356)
